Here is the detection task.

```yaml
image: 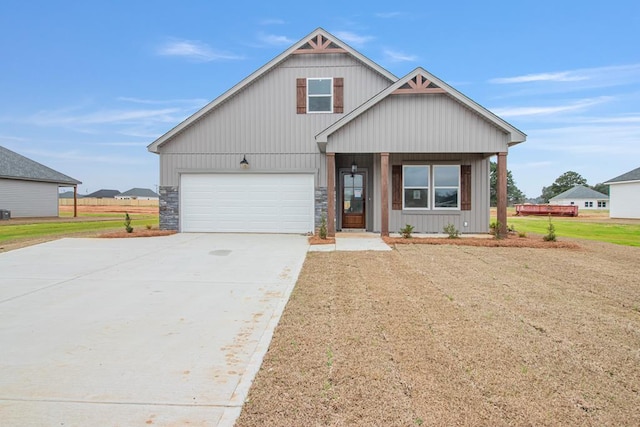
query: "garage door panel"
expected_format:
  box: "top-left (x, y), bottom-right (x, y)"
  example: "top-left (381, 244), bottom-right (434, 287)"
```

top-left (181, 174), bottom-right (314, 233)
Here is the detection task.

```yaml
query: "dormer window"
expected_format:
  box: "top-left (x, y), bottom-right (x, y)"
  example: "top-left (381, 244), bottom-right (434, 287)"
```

top-left (308, 78), bottom-right (333, 113)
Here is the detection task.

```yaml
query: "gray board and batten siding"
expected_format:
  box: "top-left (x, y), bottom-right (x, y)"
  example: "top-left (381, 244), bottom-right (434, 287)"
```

top-left (324, 94), bottom-right (510, 154)
top-left (0, 179), bottom-right (60, 217)
top-left (157, 54), bottom-right (393, 188)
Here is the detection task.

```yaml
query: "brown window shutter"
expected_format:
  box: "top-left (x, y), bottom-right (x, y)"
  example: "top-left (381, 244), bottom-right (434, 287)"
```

top-left (461, 165), bottom-right (471, 211)
top-left (296, 78), bottom-right (306, 114)
top-left (333, 77), bottom-right (344, 113)
top-left (392, 165), bottom-right (402, 210)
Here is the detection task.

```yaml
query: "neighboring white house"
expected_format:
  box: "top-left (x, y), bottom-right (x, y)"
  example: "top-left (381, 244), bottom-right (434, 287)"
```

top-left (115, 188), bottom-right (159, 200)
top-left (604, 166), bottom-right (640, 219)
top-left (549, 185), bottom-right (609, 210)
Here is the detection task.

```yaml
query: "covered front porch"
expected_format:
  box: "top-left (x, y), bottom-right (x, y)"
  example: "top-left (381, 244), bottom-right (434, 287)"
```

top-left (324, 152), bottom-right (510, 238)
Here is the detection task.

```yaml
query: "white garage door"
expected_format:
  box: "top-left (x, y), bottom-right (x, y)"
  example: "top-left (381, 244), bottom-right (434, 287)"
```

top-left (180, 173), bottom-right (315, 233)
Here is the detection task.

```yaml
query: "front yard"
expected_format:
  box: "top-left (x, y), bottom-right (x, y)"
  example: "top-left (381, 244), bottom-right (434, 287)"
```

top-left (237, 240), bottom-right (640, 426)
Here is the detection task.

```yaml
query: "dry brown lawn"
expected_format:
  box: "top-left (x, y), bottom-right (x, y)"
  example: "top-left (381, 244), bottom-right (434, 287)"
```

top-left (236, 240), bottom-right (640, 426)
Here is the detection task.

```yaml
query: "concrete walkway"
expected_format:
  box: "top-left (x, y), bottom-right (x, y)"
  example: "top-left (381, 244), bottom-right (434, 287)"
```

top-left (0, 234), bottom-right (309, 426)
top-left (308, 232), bottom-right (391, 252)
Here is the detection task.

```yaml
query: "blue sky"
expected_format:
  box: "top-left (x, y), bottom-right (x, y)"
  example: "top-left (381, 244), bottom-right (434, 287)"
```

top-left (1, 1), bottom-right (639, 198)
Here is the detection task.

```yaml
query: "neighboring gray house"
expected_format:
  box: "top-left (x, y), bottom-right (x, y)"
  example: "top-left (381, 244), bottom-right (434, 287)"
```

top-left (148, 28), bottom-right (526, 235)
top-left (0, 145), bottom-right (81, 217)
top-left (549, 185), bottom-right (609, 209)
top-left (115, 188), bottom-right (159, 200)
top-left (604, 166), bottom-right (640, 219)
top-left (85, 189), bottom-right (120, 198)
top-left (59, 191), bottom-right (83, 199)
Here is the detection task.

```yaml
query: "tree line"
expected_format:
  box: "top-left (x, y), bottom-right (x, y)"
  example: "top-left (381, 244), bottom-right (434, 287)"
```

top-left (490, 162), bottom-right (609, 207)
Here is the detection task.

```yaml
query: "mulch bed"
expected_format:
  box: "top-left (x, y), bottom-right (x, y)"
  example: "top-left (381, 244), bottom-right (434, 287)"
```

top-left (383, 234), bottom-right (581, 249)
top-left (98, 229), bottom-right (176, 238)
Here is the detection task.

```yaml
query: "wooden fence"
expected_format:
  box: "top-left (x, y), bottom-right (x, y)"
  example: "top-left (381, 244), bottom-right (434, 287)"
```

top-left (59, 198), bottom-right (159, 207)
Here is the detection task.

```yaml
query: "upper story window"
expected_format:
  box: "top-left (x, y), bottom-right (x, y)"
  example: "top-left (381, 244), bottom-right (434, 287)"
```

top-left (296, 77), bottom-right (343, 114)
top-left (307, 78), bottom-right (333, 113)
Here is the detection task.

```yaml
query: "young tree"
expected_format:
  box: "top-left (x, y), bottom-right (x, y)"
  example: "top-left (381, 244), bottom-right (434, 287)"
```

top-left (540, 171), bottom-right (588, 202)
top-left (490, 161), bottom-right (526, 207)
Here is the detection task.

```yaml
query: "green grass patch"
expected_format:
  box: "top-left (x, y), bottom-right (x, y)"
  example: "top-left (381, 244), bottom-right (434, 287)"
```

top-left (506, 216), bottom-right (640, 247)
top-left (0, 215), bottom-right (158, 243)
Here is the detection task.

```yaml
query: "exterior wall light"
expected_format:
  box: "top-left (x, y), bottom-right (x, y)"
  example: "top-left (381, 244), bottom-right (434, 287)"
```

top-left (351, 161), bottom-right (357, 176)
top-left (240, 155), bottom-right (250, 169)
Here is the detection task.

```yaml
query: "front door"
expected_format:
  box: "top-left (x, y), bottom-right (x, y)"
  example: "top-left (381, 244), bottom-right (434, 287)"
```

top-left (342, 172), bottom-right (366, 229)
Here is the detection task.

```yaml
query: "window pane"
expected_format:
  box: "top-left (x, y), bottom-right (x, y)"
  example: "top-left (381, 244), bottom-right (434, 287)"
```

top-left (309, 96), bottom-right (331, 112)
top-left (434, 166), bottom-right (459, 186)
top-left (434, 189), bottom-right (458, 208)
top-left (404, 166), bottom-right (429, 187)
top-left (404, 189), bottom-right (428, 208)
top-left (308, 79), bottom-right (331, 95)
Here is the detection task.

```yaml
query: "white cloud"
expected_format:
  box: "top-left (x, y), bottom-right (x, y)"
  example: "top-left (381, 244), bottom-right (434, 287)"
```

top-left (375, 12), bottom-right (403, 18)
top-left (490, 72), bottom-right (588, 84)
top-left (257, 32), bottom-right (294, 46)
top-left (332, 31), bottom-right (374, 47)
top-left (490, 63), bottom-right (640, 86)
top-left (491, 97), bottom-right (611, 118)
top-left (383, 49), bottom-right (417, 63)
top-left (29, 108), bottom-right (182, 126)
top-left (157, 39), bottom-right (243, 62)
top-left (117, 97), bottom-right (208, 106)
top-left (0, 134), bottom-right (28, 142)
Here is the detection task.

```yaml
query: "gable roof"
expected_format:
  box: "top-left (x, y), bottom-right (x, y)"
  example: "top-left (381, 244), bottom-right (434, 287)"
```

top-left (85, 189), bottom-right (120, 198)
top-left (315, 67), bottom-right (526, 152)
top-left (117, 188), bottom-right (159, 197)
top-left (0, 145), bottom-right (81, 185)
top-left (550, 185), bottom-right (609, 201)
top-left (604, 166), bottom-right (640, 184)
top-left (58, 190), bottom-right (82, 198)
top-left (147, 28), bottom-right (398, 153)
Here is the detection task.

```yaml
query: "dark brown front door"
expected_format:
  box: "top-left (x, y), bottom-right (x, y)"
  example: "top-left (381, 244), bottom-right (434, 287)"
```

top-left (342, 172), bottom-right (365, 229)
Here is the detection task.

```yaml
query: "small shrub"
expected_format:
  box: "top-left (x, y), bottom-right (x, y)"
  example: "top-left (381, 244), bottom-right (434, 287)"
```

top-left (400, 224), bottom-right (415, 239)
top-left (319, 214), bottom-right (327, 239)
top-left (443, 223), bottom-right (460, 239)
top-left (124, 212), bottom-right (134, 233)
top-left (518, 231), bottom-right (527, 238)
top-left (490, 220), bottom-right (504, 239)
top-left (543, 215), bottom-right (556, 242)
top-left (145, 224), bottom-right (152, 230)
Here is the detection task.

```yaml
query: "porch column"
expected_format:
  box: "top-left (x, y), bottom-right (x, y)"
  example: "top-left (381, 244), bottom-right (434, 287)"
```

top-left (73, 185), bottom-right (78, 218)
top-left (496, 152), bottom-right (508, 237)
top-left (380, 152), bottom-right (389, 236)
top-left (327, 153), bottom-right (336, 237)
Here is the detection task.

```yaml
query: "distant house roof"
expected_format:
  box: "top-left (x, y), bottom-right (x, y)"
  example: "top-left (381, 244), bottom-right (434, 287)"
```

top-left (85, 189), bottom-right (120, 198)
top-left (550, 185), bottom-right (609, 201)
top-left (604, 166), bottom-right (640, 184)
top-left (58, 191), bottom-right (82, 198)
top-left (117, 188), bottom-right (159, 198)
top-left (0, 145), bottom-right (81, 185)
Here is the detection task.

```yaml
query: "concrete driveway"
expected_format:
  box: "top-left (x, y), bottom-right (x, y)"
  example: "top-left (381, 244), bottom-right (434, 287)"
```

top-left (0, 233), bottom-right (309, 426)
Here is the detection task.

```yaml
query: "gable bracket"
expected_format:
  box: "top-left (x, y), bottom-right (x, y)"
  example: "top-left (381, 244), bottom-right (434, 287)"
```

top-left (393, 74), bottom-right (446, 94)
top-left (293, 34), bottom-right (347, 54)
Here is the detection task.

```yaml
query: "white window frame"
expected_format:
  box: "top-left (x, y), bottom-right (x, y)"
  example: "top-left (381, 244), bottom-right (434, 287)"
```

top-left (307, 77), bottom-right (333, 113)
top-left (432, 165), bottom-right (460, 210)
top-left (402, 165), bottom-right (430, 210)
